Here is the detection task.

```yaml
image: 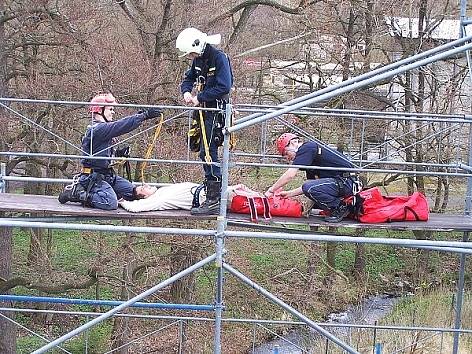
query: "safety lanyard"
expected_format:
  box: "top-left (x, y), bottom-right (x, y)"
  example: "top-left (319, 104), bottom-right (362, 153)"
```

top-left (140, 113), bottom-right (164, 182)
top-left (196, 75), bottom-right (212, 164)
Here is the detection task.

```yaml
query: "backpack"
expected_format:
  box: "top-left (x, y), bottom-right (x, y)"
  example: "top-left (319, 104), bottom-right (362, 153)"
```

top-left (350, 187), bottom-right (429, 223)
top-left (230, 195), bottom-right (303, 222)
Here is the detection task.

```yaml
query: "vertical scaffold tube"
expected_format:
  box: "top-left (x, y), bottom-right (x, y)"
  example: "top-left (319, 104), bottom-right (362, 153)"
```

top-left (213, 103), bottom-right (232, 354)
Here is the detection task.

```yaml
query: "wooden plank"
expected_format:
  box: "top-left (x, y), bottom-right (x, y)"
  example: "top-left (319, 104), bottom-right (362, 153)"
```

top-left (1, 193), bottom-right (472, 232)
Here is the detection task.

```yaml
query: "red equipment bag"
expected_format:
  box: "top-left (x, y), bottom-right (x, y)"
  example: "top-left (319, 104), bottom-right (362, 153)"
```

top-left (353, 187), bottom-right (429, 223)
top-left (230, 195), bottom-right (303, 222)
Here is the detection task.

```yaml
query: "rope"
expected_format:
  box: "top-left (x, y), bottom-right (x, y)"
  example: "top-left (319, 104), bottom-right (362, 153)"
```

top-left (199, 108), bottom-right (212, 164)
top-left (140, 113), bottom-right (164, 182)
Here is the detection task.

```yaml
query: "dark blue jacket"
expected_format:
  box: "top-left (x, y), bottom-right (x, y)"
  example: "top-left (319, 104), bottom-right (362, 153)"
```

top-left (293, 141), bottom-right (354, 179)
top-left (81, 113), bottom-right (146, 170)
top-left (180, 44), bottom-right (233, 106)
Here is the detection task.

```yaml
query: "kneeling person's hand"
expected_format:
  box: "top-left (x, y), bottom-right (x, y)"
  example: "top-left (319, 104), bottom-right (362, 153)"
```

top-left (143, 107), bottom-right (162, 120)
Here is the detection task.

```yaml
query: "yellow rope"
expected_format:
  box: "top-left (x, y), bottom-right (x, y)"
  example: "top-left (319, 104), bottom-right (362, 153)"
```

top-left (140, 113), bottom-right (164, 183)
top-left (199, 109), bottom-right (212, 164)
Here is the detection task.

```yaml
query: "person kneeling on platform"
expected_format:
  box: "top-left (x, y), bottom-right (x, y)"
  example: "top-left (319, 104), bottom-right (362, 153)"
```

top-left (264, 133), bottom-right (362, 223)
top-left (58, 93), bottom-right (162, 210)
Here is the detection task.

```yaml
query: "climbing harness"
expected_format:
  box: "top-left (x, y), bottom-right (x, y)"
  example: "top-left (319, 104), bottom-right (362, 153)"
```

top-left (111, 145), bottom-right (132, 181)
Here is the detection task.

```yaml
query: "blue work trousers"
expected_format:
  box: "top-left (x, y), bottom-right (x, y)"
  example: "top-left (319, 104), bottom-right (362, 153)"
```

top-left (199, 111), bottom-right (221, 181)
top-left (80, 173), bottom-right (134, 210)
top-left (302, 177), bottom-right (353, 211)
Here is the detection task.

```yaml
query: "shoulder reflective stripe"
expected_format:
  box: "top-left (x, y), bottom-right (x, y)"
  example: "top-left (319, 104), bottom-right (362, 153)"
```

top-left (195, 66), bottom-right (201, 71)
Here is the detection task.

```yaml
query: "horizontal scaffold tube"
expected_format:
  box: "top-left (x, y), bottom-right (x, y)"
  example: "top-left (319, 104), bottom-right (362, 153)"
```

top-left (0, 97), bottom-right (220, 112)
top-left (31, 253), bottom-right (217, 354)
top-left (1, 219), bottom-right (471, 253)
top-left (235, 34), bottom-right (472, 126)
top-left (229, 39), bottom-right (472, 133)
top-left (2, 307), bottom-right (472, 334)
top-left (0, 295), bottom-right (215, 311)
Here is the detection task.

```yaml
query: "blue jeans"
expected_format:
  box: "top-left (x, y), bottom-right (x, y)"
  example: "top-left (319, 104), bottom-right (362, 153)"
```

top-left (302, 177), bottom-right (353, 211)
top-left (199, 111), bottom-right (221, 181)
top-left (80, 173), bottom-right (134, 210)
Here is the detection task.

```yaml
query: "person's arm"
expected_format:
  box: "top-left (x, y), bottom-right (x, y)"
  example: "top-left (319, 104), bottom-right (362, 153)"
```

top-left (265, 167), bottom-right (299, 197)
top-left (279, 187), bottom-right (303, 198)
top-left (119, 194), bottom-right (160, 212)
top-left (95, 113), bottom-right (146, 141)
top-left (181, 63), bottom-right (197, 96)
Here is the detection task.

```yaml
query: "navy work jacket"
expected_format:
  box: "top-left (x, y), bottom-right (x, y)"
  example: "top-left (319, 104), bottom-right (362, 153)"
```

top-left (180, 44), bottom-right (233, 107)
top-left (81, 113), bottom-right (146, 170)
top-left (293, 141), bottom-right (354, 179)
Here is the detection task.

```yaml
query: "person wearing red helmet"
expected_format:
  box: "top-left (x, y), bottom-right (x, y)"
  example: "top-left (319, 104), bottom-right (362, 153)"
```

top-left (58, 93), bottom-right (163, 209)
top-left (265, 133), bottom-right (360, 223)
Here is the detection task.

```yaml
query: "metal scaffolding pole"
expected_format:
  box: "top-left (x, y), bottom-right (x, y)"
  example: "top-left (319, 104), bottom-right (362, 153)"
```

top-left (235, 34), bottom-right (472, 125)
top-left (454, 3), bottom-right (472, 352)
top-left (229, 40), bottom-right (472, 133)
top-left (31, 253), bottom-right (217, 354)
top-left (213, 103), bottom-right (233, 353)
top-left (223, 262), bottom-right (360, 354)
top-left (0, 295), bottom-right (214, 311)
top-left (1, 219), bottom-right (472, 253)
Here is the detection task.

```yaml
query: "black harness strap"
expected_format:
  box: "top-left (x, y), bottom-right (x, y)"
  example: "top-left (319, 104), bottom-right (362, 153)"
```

top-left (191, 184), bottom-right (206, 208)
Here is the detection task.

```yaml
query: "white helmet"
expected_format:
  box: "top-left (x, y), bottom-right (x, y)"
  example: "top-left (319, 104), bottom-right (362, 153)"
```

top-left (176, 27), bottom-right (221, 57)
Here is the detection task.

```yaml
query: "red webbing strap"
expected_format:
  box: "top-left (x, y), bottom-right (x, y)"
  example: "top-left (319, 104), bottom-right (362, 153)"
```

top-left (248, 197), bottom-right (258, 223)
top-left (262, 197), bottom-right (271, 220)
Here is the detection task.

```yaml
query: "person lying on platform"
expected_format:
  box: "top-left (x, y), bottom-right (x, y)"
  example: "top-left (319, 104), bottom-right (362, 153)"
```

top-left (58, 93), bottom-right (162, 210)
top-left (119, 183), bottom-right (261, 213)
top-left (264, 133), bottom-right (362, 223)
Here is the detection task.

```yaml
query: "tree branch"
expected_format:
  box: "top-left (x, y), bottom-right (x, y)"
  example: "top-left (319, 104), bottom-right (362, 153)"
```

top-left (0, 269), bottom-right (98, 293)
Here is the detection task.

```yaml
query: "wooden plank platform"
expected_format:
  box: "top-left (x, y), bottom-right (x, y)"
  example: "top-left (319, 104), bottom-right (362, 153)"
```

top-left (1, 193), bottom-right (472, 232)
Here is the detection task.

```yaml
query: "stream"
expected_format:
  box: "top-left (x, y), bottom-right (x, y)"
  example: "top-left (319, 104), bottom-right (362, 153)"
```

top-left (253, 294), bottom-right (400, 353)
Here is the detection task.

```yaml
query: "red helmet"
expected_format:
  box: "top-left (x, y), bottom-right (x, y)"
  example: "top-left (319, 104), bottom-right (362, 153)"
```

top-left (276, 133), bottom-right (298, 155)
top-left (89, 93), bottom-right (117, 113)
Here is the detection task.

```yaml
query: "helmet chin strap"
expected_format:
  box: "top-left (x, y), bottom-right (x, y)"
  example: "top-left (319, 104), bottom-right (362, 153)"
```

top-left (96, 107), bottom-right (110, 122)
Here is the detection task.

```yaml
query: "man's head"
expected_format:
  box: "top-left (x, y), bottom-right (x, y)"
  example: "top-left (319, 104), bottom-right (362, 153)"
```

top-left (134, 184), bottom-right (157, 199)
top-left (90, 93), bottom-right (117, 122)
top-left (176, 27), bottom-right (221, 59)
top-left (276, 133), bottom-right (300, 161)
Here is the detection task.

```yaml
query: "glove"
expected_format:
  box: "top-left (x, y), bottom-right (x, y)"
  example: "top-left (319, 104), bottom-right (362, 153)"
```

top-left (183, 92), bottom-right (193, 103)
top-left (143, 107), bottom-right (162, 120)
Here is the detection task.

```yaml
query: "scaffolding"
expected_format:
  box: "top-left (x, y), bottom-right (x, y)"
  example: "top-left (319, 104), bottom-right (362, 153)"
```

top-left (1, 5), bottom-right (472, 354)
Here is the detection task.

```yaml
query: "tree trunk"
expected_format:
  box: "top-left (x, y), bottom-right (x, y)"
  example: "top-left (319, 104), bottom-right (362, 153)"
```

top-left (110, 229), bottom-right (134, 354)
top-left (24, 161), bottom-right (51, 268)
top-left (353, 229), bottom-right (366, 280)
top-left (170, 235), bottom-right (198, 303)
top-left (413, 230), bottom-right (433, 285)
top-left (326, 241), bottom-right (337, 277)
top-left (306, 226), bottom-right (321, 291)
top-left (0, 10), bottom-right (15, 345)
top-left (0, 214), bottom-right (17, 354)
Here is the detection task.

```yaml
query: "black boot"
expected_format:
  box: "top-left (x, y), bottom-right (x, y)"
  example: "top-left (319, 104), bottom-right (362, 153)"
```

top-left (191, 180), bottom-right (221, 215)
top-left (324, 203), bottom-right (351, 223)
top-left (58, 182), bottom-right (87, 205)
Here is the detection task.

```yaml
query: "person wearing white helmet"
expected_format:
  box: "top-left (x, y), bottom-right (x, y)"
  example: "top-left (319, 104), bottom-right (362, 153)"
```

top-left (176, 27), bottom-right (233, 215)
top-left (58, 93), bottom-right (162, 210)
top-left (265, 133), bottom-right (361, 223)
